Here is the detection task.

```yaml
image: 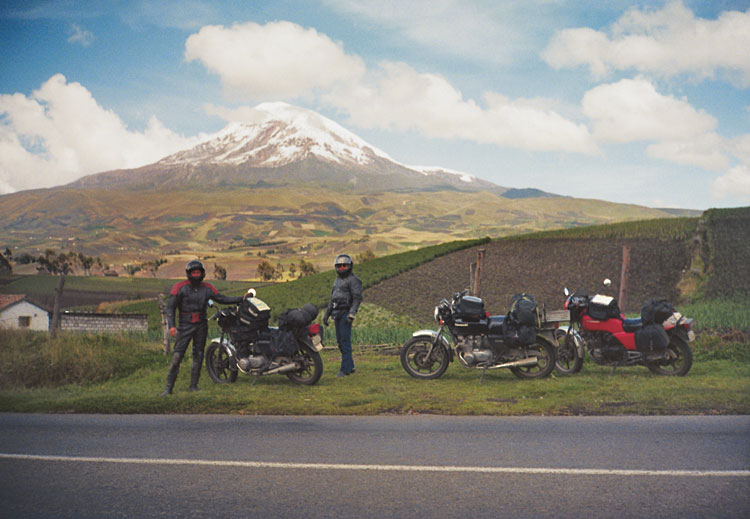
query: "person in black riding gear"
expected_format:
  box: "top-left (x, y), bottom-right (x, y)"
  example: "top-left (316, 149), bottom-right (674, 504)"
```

top-left (160, 260), bottom-right (244, 396)
top-left (323, 254), bottom-right (362, 377)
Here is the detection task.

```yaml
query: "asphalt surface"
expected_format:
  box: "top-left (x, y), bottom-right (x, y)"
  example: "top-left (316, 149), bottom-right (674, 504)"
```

top-left (0, 414), bottom-right (748, 518)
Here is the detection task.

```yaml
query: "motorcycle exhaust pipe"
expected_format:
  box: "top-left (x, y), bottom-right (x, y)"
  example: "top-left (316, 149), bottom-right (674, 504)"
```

top-left (263, 362), bottom-right (300, 375)
top-left (491, 357), bottom-right (539, 369)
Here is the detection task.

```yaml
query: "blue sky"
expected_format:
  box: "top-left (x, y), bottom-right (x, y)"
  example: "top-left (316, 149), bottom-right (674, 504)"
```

top-left (1, 0), bottom-right (749, 210)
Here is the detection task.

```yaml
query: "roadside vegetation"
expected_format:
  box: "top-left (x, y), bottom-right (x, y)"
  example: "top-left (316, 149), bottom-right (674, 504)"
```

top-left (0, 209), bottom-right (747, 415)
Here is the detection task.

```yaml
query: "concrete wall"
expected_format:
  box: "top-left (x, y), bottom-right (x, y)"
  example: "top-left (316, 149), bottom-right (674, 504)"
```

top-left (60, 312), bottom-right (148, 333)
top-left (0, 301), bottom-right (50, 331)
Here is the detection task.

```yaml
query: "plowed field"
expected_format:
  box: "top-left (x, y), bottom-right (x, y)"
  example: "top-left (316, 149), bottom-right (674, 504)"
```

top-left (365, 237), bottom-right (690, 322)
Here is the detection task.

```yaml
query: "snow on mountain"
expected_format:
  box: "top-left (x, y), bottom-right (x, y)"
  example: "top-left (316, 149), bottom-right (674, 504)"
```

top-left (409, 165), bottom-right (477, 184)
top-left (158, 102), bottom-right (396, 168)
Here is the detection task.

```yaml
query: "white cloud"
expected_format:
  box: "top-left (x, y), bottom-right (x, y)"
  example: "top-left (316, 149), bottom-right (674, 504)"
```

top-left (0, 74), bottom-right (200, 193)
top-left (68, 24), bottom-right (94, 46)
top-left (582, 77), bottom-right (727, 169)
top-left (328, 61), bottom-right (597, 153)
top-left (184, 21), bottom-right (366, 100)
top-left (187, 21), bottom-right (598, 154)
top-left (542, 1), bottom-right (750, 86)
top-left (712, 165), bottom-right (750, 202)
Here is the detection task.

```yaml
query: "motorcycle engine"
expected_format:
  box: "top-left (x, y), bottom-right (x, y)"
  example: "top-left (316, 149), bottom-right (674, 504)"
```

top-left (238, 355), bottom-right (266, 371)
top-left (456, 336), bottom-right (492, 365)
top-left (585, 331), bottom-right (625, 363)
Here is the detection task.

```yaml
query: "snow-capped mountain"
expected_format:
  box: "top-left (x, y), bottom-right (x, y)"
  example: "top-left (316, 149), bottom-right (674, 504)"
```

top-left (71, 102), bottom-right (505, 193)
top-left (158, 102), bottom-right (396, 169)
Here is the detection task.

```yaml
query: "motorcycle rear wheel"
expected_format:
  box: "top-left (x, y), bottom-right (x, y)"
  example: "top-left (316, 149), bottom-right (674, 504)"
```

top-left (205, 341), bottom-right (238, 384)
top-left (286, 349), bottom-right (323, 385)
top-left (510, 337), bottom-right (556, 379)
top-left (553, 328), bottom-right (584, 375)
top-left (400, 336), bottom-right (450, 379)
top-left (646, 336), bottom-right (692, 376)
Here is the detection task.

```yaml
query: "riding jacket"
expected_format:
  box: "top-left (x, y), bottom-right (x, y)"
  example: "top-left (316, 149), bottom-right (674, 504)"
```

top-left (324, 271), bottom-right (363, 320)
top-left (167, 280), bottom-right (243, 328)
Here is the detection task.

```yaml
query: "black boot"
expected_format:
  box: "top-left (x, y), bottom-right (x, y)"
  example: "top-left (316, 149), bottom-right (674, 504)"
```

top-left (189, 357), bottom-right (202, 392)
top-left (160, 352), bottom-right (182, 397)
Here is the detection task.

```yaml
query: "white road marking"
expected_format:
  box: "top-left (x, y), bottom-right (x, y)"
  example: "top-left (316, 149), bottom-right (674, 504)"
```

top-left (1, 453), bottom-right (748, 477)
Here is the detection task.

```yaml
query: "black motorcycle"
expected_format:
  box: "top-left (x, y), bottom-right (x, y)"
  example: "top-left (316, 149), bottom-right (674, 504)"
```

top-left (400, 291), bottom-right (556, 380)
top-left (205, 296), bottom-right (324, 386)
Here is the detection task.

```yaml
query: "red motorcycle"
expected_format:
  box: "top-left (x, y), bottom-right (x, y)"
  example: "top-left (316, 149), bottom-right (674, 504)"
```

top-left (555, 280), bottom-right (695, 376)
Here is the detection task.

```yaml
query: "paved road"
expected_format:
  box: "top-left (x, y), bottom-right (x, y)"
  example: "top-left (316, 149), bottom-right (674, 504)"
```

top-left (1, 414), bottom-right (748, 518)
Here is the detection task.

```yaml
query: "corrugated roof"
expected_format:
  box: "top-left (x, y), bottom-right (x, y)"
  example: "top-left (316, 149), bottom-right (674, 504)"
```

top-left (0, 294), bottom-right (27, 311)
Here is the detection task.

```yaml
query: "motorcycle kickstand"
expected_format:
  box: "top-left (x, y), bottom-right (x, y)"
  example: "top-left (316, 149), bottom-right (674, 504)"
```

top-left (479, 366), bottom-right (488, 384)
top-left (609, 365), bottom-right (617, 375)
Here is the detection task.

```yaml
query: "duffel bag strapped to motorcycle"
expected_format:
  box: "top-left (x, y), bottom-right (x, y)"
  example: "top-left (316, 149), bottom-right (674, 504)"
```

top-left (455, 295), bottom-right (486, 321)
top-left (641, 298), bottom-right (676, 325)
top-left (587, 294), bottom-right (621, 320)
top-left (238, 296), bottom-right (271, 331)
top-left (635, 322), bottom-right (670, 351)
top-left (278, 303), bottom-right (319, 330)
top-left (508, 293), bottom-right (542, 327)
top-left (503, 293), bottom-right (541, 346)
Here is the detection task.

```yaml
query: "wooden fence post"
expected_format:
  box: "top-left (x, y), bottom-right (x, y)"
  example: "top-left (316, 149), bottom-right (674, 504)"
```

top-left (470, 249), bottom-right (485, 297)
top-left (619, 245), bottom-right (630, 312)
top-left (158, 293), bottom-right (170, 355)
top-left (50, 275), bottom-right (65, 338)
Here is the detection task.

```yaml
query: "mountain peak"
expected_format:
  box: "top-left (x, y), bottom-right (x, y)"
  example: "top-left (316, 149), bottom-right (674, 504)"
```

top-left (158, 102), bottom-right (394, 168)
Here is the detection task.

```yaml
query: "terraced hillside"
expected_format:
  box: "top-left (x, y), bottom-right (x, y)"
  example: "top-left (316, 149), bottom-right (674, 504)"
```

top-left (365, 209), bottom-right (749, 323)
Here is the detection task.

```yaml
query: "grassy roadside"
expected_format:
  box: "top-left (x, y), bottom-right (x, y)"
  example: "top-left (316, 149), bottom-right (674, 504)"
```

top-left (1, 333), bottom-right (748, 415)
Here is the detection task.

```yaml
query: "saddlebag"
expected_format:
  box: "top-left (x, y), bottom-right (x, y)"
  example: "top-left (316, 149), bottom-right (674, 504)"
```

top-left (237, 296), bottom-right (271, 332)
top-left (278, 303), bottom-right (319, 330)
top-left (641, 299), bottom-right (676, 325)
top-left (635, 323), bottom-right (669, 351)
top-left (271, 328), bottom-right (298, 356)
top-left (503, 293), bottom-right (541, 346)
top-left (587, 294), bottom-right (621, 320)
top-left (454, 295), bottom-right (486, 321)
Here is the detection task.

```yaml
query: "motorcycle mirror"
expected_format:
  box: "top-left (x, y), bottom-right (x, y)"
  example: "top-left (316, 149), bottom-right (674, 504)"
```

top-left (564, 287), bottom-right (570, 296)
top-left (603, 278), bottom-right (612, 287)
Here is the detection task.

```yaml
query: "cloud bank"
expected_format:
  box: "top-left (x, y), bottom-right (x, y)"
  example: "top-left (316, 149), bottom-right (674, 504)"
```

top-left (542, 1), bottom-right (750, 86)
top-left (0, 74), bottom-right (200, 193)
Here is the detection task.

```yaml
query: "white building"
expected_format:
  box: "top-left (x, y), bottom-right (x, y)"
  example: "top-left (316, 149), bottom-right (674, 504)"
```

top-left (0, 295), bottom-right (50, 331)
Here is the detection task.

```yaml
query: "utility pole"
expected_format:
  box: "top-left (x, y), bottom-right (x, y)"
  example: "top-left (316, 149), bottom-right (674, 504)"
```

top-left (158, 293), bottom-right (170, 355)
top-left (50, 275), bottom-right (65, 338)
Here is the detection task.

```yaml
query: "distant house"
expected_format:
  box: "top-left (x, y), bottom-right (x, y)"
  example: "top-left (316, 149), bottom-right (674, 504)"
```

top-left (0, 295), bottom-right (50, 331)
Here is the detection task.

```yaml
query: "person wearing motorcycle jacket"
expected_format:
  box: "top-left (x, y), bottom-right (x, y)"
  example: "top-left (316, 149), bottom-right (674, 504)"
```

top-left (323, 254), bottom-right (362, 377)
top-left (160, 260), bottom-right (244, 396)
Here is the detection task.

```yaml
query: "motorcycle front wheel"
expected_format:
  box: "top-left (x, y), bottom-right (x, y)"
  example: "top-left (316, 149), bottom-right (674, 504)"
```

top-left (554, 328), bottom-right (584, 375)
top-left (400, 336), bottom-right (450, 379)
top-left (510, 337), bottom-right (556, 379)
top-left (205, 341), bottom-right (238, 384)
top-left (286, 349), bottom-right (323, 385)
top-left (646, 336), bottom-right (692, 376)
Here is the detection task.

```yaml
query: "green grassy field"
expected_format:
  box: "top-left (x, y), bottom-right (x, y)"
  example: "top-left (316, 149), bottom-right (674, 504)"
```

top-left (1, 210), bottom-right (747, 415)
top-left (0, 333), bottom-right (747, 415)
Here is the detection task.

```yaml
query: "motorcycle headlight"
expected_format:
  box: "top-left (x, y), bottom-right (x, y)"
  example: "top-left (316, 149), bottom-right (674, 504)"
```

top-left (434, 305), bottom-right (440, 322)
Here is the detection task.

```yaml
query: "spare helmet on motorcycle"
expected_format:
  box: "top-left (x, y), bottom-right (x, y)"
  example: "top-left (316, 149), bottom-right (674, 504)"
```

top-left (185, 259), bottom-right (205, 283)
top-left (334, 254), bottom-right (353, 276)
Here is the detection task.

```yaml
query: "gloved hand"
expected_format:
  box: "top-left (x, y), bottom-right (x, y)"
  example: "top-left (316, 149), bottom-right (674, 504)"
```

top-left (323, 316), bottom-right (329, 326)
top-left (347, 313), bottom-right (355, 323)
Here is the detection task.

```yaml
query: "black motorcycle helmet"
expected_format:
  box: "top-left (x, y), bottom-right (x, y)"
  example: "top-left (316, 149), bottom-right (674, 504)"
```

top-left (185, 259), bottom-right (205, 283)
top-left (334, 254), bottom-right (353, 277)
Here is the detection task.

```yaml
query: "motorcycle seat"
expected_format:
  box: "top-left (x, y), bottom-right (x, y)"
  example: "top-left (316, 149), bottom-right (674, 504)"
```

top-left (488, 315), bottom-right (506, 333)
top-left (622, 317), bottom-right (642, 332)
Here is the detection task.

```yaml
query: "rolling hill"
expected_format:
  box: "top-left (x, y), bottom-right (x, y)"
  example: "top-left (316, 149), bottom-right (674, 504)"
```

top-left (0, 102), bottom-right (699, 279)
